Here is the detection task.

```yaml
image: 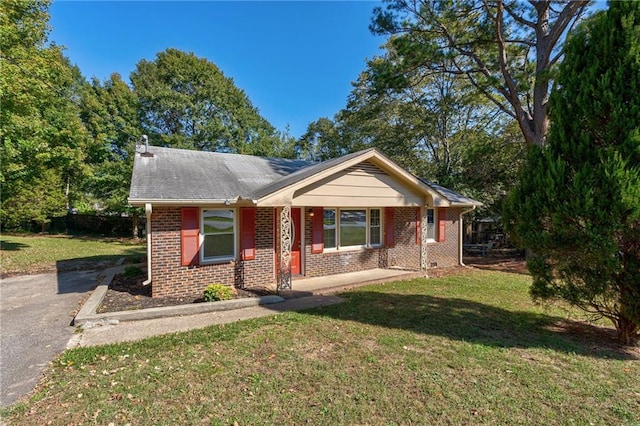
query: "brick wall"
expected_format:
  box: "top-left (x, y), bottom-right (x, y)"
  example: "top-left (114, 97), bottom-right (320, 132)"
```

top-left (387, 207), bottom-right (421, 270)
top-left (150, 205), bottom-right (463, 297)
top-left (303, 207), bottom-right (421, 278)
top-left (426, 207), bottom-right (462, 268)
top-left (150, 207), bottom-right (275, 298)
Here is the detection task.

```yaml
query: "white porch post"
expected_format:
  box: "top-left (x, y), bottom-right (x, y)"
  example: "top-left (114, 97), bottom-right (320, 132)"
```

top-left (421, 207), bottom-right (429, 272)
top-left (277, 205), bottom-right (292, 291)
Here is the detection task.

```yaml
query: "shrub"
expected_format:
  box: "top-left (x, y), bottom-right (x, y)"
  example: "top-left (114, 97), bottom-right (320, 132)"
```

top-left (204, 283), bottom-right (233, 302)
top-left (123, 265), bottom-right (144, 278)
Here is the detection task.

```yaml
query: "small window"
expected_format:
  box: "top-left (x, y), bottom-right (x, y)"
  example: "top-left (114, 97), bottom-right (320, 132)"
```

top-left (323, 209), bottom-right (336, 249)
top-left (369, 208), bottom-right (381, 246)
top-left (202, 209), bottom-right (235, 261)
top-left (340, 209), bottom-right (367, 247)
top-left (426, 208), bottom-right (436, 241)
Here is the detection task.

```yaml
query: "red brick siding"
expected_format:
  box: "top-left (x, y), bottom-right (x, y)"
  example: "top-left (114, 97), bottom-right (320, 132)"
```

top-left (387, 207), bottom-right (421, 270)
top-left (150, 207), bottom-right (275, 298)
top-left (150, 205), bottom-right (462, 297)
top-left (426, 207), bottom-right (462, 268)
top-left (303, 207), bottom-right (420, 278)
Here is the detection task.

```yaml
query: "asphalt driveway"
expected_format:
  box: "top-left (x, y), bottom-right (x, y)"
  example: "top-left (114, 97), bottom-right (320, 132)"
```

top-left (0, 270), bottom-right (99, 408)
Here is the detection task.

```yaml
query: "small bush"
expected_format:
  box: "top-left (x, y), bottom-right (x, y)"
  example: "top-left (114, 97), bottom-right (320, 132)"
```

top-left (123, 265), bottom-right (144, 278)
top-left (204, 283), bottom-right (233, 302)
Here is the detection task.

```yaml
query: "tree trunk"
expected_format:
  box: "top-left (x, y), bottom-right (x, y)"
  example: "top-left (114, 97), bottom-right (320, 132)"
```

top-left (132, 212), bottom-right (140, 240)
top-left (617, 316), bottom-right (639, 346)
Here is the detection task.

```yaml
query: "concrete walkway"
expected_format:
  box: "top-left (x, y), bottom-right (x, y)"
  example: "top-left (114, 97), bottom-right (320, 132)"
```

top-left (72, 268), bottom-right (422, 348)
top-left (70, 295), bottom-right (344, 347)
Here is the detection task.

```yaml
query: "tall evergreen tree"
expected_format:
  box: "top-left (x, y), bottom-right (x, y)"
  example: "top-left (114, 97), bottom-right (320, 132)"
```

top-left (370, 0), bottom-right (590, 147)
top-left (504, 2), bottom-right (640, 344)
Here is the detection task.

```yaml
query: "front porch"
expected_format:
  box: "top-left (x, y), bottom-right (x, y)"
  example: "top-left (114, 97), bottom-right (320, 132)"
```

top-left (274, 268), bottom-right (425, 298)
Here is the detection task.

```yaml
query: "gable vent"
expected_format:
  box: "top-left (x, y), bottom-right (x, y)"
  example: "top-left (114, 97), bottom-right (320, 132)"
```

top-left (345, 161), bottom-right (388, 176)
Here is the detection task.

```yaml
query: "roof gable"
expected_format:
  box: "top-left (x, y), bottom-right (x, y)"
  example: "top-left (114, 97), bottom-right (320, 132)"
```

top-left (129, 146), bottom-right (480, 208)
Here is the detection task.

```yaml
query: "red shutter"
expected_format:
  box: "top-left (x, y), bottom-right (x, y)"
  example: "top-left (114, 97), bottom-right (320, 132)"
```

top-left (438, 207), bottom-right (447, 243)
top-left (240, 207), bottom-right (256, 261)
top-left (311, 207), bottom-right (324, 254)
top-left (415, 207), bottom-right (421, 245)
top-left (181, 207), bottom-right (200, 266)
top-left (385, 207), bottom-right (395, 248)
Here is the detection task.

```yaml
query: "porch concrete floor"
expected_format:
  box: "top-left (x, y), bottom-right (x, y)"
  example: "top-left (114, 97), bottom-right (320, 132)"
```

top-left (280, 268), bottom-right (424, 298)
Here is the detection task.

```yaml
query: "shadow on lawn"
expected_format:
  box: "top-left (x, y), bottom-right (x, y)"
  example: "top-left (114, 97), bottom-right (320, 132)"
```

top-left (305, 291), bottom-right (637, 360)
top-left (0, 239), bottom-right (30, 251)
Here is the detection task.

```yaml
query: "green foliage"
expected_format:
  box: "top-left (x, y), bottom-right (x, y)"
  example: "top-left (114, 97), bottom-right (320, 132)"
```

top-left (203, 283), bottom-right (233, 302)
top-left (298, 41), bottom-right (524, 216)
top-left (369, 1), bottom-right (591, 147)
top-left (79, 73), bottom-right (141, 214)
top-left (131, 48), bottom-right (291, 157)
top-left (504, 2), bottom-right (640, 344)
top-left (0, 0), bottom-right (90, 229)
top-left (122, 265), bottom-right (144, 278)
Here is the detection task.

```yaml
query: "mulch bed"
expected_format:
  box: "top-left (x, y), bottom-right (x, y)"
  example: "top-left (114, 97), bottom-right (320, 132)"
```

top-left (464, 255), bottom-right (528, 275)
top-left (97, 274), bottom-right (271, 313)
top-left (97, 256), bottom-right (528, 314)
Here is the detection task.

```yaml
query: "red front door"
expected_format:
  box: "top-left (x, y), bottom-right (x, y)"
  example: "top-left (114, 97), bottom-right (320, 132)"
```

top-left (291, 208), bottom-right (302, 275)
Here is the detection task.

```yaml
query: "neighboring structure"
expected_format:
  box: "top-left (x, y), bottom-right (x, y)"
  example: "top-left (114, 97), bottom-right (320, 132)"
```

top-left (129, 146), bottom-right (481, 297)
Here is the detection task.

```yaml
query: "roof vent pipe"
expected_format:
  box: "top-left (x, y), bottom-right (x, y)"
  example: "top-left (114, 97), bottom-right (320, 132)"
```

top-left (142, 134), bottom-right (149, 153)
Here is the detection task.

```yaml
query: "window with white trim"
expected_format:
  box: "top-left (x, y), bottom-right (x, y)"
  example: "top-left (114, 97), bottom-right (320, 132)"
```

top-left (369, 208), bottom-right (382, 246)
top-left (202, 209), bottom-right (235, 262)
top-left (426, 208), bottom-right (436, 241)
top-left (324, 208), bottom-right (383, 250)
top-left (323, 209), bottom-right (337, 249)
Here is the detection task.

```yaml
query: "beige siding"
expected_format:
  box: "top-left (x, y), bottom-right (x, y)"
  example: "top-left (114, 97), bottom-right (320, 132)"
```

top-left (293, 162), bottom-right (425, 207)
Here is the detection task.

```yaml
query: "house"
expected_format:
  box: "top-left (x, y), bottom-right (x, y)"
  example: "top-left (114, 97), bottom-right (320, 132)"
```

top-left (128, 145), bottom-right (481, 298)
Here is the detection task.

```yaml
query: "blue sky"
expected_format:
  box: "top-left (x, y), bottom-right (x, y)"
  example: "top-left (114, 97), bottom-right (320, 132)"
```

top-left (49, 1), bottom-right (385, 139)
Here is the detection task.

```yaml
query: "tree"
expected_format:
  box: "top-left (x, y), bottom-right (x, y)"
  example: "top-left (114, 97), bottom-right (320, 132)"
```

top-left (370, 0), bottom-right (590, 147)
top-left (131, 48), bottom-right (288, 157)
top-left (1, 0), bottom-right (89, 229)
top-left (504, 2), bottom-right (640, 344)
top-left (80, 74), bottom-right (141, 212)
top-left (307, 43), bottom-right (524, 215)
top-left (295, 117), bottom-right (354, 162)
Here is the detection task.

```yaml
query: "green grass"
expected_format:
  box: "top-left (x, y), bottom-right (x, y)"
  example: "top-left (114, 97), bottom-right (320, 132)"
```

top-left (2, 271), bottom-right (638, 425)
top-left (0, 234), bottom-right (145, 276)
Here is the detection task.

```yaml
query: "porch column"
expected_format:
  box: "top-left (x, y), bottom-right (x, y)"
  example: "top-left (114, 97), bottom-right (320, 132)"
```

top-left (421, 207), bottom-right (429, 271)
top-left (277, 205), bottom-right (292, 291)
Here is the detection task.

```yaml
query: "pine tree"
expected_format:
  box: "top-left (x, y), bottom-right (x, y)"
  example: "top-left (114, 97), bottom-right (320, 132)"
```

top-left (504, 2), bottom-right (640, 344)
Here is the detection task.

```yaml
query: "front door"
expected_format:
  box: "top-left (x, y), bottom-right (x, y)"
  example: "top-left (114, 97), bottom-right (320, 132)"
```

top-left (291, 208), bottom-right (302, 275)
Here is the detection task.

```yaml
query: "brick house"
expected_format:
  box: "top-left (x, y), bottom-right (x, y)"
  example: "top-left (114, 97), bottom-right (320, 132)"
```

top-left (129, 146), bottom-right (481, 298)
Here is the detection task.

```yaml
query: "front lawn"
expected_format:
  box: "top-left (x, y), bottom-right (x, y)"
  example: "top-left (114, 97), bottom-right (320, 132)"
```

top-left (2, 270), bottom-right (638, 424)
top-left (0, 234), bottom-right (145, 276)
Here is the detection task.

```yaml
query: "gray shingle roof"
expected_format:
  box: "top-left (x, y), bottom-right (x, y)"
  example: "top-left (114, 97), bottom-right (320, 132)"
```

top-left (419, 179), bottom-right (483, 207)
top-left (129, 145), bottom-right (481, 207)
top-left (129, 146), bottom-right (311, 202)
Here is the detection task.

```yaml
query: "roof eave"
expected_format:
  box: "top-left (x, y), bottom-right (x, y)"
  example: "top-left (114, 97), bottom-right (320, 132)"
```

top-left (128, 197), bottom-right (258, 207)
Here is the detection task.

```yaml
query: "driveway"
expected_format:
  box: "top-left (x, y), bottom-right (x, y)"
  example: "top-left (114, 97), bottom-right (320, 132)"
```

top-left (0, 270), bottom-right (99, 408)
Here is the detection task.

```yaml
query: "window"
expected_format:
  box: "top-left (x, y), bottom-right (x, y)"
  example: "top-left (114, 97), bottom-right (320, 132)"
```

top-left (323, 209), bottom-right (336, 249)
top-left (202, 209), bottom-right (235, 261)
top-left (426, 208), bottom-right (436, 241)
top-left (322, 208), bottom-right (382, 250)
top-left (340, 209), bottom-right (367, 247)
top-left (369, 208), bottom-right (381, 246)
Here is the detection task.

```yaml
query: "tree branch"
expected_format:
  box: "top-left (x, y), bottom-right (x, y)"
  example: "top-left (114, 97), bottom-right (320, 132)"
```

top-left (503, 1), bottom-right (536, 28)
